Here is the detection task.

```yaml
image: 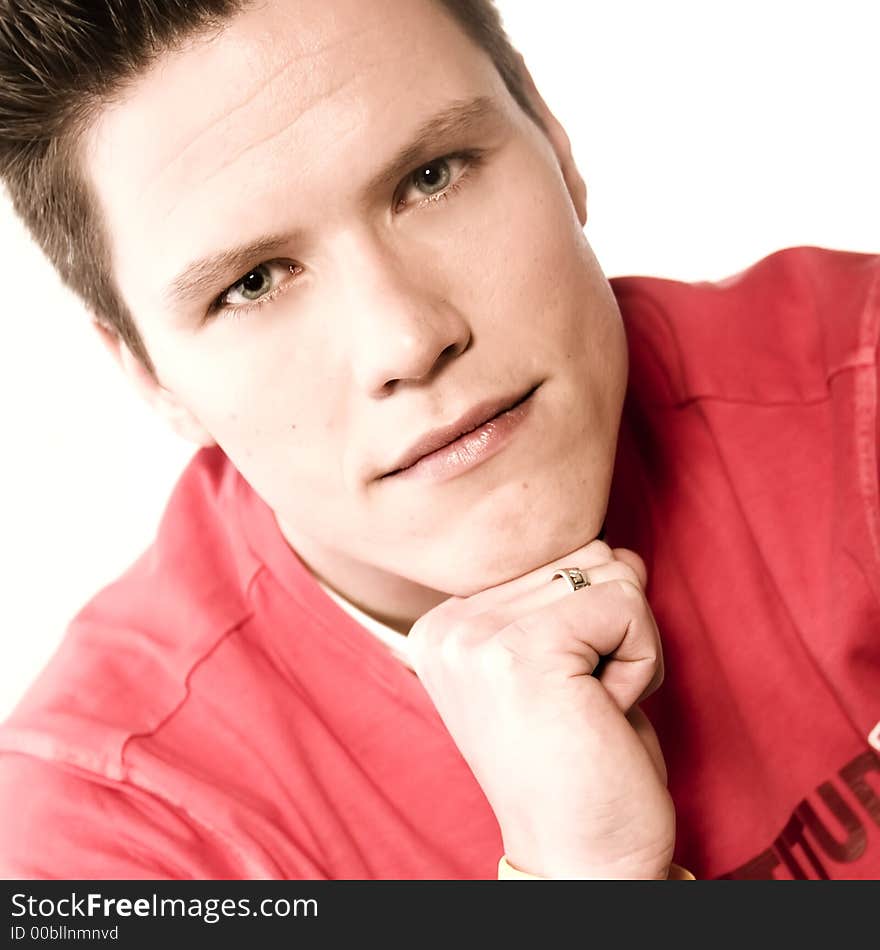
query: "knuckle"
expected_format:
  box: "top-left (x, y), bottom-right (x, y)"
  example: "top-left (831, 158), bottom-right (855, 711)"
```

top-left (408, 597), bottom-right (466, 644)
top-left (612, 546), bottom-right (647, 571)
top-left (646, 650), bottom-right (663, 676)
top-left (612, 548), bottom-right (648, 589)
top-left (614, 577), bottom-right (645, 606)
top-left (408, 608), bottom-right (454, 662)
top-left (498, 612), bottom-right (570, 660)
top-left (406, 613), bottom-right (433, 653)
top-left (586, 539), bottom-right (614, 563)
top-left (609, 561), bottom-right (642, 589)
top-left (406, 618), bottom-right (437, 672)
top-left (500, 612), bottom-right (542, 644)
top-left (640, 661), bottom-right (665, 701)
top-left (417, 611), bottom-right (504, 669)
top-left (477, 637), bottom-right (520, 677)
top-left (463, 610), bottom-right (505, 641)
top-left (638, 637), bottom-right (665, 695)
top-left (654, 660), bottom-right (665, 689)
top-left (493, 621), bottom-right (531, 664)
top-left (437, 629), bottom-right (467, 668)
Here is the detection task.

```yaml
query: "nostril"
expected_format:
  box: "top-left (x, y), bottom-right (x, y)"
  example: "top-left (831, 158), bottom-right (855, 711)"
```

top-left (438, 342), bottom-right (461, 366)
top-left (439, 334), bottom-right (470, 367)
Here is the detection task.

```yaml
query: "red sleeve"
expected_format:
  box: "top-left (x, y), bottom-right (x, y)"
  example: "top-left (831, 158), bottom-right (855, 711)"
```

top-left (0, 753), bottom-right (247, 879)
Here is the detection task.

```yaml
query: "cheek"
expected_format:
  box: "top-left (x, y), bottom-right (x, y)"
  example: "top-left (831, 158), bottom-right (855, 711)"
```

top-left (155, 357), bottom-right (287, 465)
top-left (471, 165), bottom-right (588, 313)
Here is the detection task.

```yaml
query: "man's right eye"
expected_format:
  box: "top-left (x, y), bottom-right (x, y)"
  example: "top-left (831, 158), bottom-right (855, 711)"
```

top-left (229, 264), bottom-right (276, 301)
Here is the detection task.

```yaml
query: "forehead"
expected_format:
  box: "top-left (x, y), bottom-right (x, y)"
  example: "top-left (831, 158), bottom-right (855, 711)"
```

top-left (85, 0), bottom-right (508, 316)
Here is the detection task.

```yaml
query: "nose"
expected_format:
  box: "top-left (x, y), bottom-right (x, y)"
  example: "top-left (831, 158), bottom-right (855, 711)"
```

top-left (339, 234), bottom-right (472, 396)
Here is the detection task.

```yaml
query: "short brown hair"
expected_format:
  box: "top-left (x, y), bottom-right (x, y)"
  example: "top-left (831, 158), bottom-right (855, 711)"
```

top-left (0, 1), bottom-right (538, 379)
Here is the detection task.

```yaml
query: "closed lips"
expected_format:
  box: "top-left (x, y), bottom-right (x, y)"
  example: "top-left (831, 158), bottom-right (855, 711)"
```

top-left (382, 384), bottom-right (539, 478)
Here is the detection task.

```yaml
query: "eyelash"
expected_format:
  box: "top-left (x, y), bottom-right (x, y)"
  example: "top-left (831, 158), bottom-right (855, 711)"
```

top-left (210, 149), bottom-right (483, 321)
top-left (393, 149), bottom-right (482, 212)
top-left (212, 263), bottom-right (302, 322)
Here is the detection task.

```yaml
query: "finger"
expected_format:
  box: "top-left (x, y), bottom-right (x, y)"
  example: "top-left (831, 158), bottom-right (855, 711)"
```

top-left (493, 578), bottom-right (663, 712)
top-left (451, 537), bottom-right (617, 614)
top-left (411, 559), bottom-right (646, 676)
top-left (611, 548), bottom-right (647, 589)
top-left (469, 556), bottom-right (646, 628)
top-left (599, 589), bottom-right (665, 709)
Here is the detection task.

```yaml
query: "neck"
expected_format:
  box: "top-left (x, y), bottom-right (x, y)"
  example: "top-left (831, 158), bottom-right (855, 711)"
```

top-left (276, 517), bottom-right (449, 634)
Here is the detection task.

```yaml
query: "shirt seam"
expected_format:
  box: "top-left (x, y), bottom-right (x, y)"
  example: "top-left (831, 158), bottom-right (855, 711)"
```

top-left (103, 566), bottom-right (270, 876)
top-left (118, 615), bottom-right (255, 768)
top-left (635, 359), bottom-right (875, 411)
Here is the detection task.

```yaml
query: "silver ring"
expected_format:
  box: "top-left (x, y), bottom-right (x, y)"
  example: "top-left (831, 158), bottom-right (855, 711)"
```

top-left (551, 567), bottom-right (591, 592)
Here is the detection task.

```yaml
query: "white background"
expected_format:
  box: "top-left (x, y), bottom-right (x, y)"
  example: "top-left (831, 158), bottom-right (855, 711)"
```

top-left (1, 0), bottom-right (878, 718)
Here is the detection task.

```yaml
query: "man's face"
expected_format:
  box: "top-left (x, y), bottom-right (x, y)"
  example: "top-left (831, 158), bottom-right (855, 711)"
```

top-left (86, 0), bottom-right (627, 619)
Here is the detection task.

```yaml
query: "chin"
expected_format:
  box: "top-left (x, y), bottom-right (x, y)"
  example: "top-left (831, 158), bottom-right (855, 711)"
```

top-left (437, 500), bottom-right (605, 598)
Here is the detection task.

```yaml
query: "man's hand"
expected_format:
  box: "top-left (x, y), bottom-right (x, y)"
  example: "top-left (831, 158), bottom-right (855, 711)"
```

top-left (408, 540), bottom-right (674, 879)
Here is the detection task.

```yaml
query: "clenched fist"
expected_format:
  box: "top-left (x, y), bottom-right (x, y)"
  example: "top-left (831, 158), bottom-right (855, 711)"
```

top-left (408, 539), bottom-right (675, 879)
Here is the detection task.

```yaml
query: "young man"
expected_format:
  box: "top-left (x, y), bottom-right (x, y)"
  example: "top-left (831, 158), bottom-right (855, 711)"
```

top-left (0, 0), bottom-right (877, 880)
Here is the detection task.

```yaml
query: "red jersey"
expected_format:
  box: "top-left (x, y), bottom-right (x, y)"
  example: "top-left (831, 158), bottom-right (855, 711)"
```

top-left (2, 246), bottom-right (878, 879)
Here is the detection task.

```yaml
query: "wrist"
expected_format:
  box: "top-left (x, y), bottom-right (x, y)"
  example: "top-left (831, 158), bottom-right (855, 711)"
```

top-left (501, 836), bottom-right (674, 880)
top-left (499, 855), bottom-right (694, 880)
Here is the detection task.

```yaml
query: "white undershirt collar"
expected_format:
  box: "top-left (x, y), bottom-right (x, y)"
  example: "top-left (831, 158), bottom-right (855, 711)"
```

top-left (316, 579), bottom-right (415, 670)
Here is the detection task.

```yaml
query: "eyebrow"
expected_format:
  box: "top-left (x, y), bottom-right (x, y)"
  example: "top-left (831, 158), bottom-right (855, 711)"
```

top-left (161, 95), bottom-right (504, 313)
top-left (364, 94), bottom-right (503, 195)
top-left (163, 232), bottom-right (299, 312)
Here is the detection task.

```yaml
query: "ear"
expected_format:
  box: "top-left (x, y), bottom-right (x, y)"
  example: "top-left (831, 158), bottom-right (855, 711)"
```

top-left (91, 320), bottom-right (216, 448)
top-left (514, 54), bottom-right (588, 227)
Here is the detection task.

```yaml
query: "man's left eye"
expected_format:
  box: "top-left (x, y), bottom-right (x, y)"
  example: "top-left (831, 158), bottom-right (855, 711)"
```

top-left (412, 158), bottom-right (452, 196)
top-left (396, 154), bottom-right (474, 210)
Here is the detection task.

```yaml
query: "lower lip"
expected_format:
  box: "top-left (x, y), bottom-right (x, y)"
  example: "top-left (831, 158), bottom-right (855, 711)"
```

top-left (388, 386), bottom-right (538, 483)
